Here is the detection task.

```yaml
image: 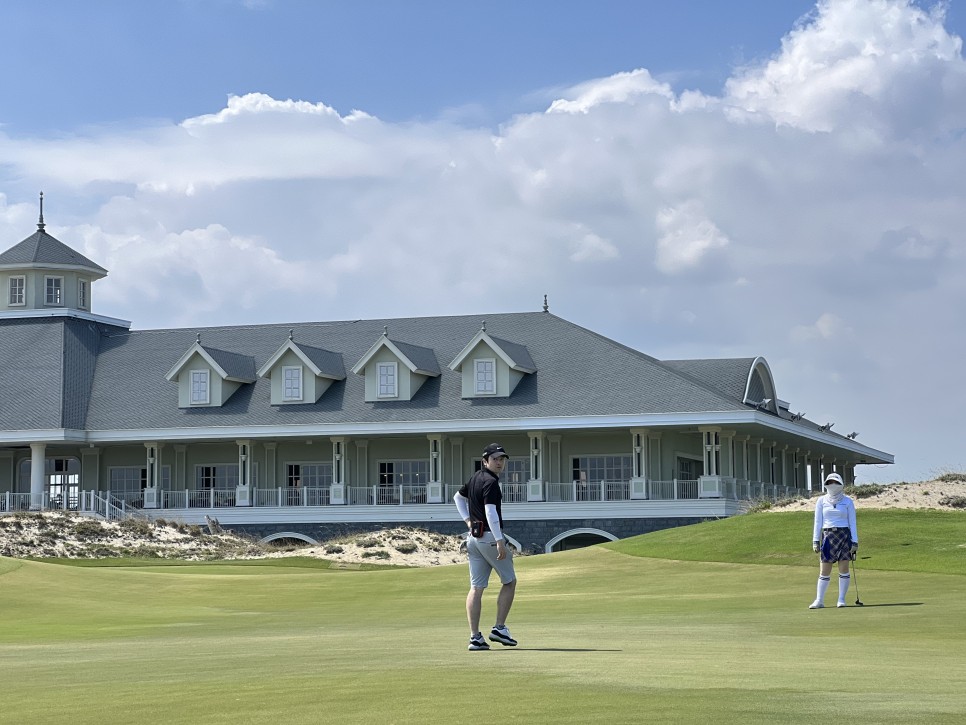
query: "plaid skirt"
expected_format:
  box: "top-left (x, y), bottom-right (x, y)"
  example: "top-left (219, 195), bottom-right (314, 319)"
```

top-left (820, 528), bottom-right (853, 563)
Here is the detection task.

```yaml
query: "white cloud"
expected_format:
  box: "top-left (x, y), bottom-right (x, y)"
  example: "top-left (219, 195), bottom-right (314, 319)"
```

top-left (724, 0), bottom-right (966, 136)
top-left (654, 201), bottom-right (730, 274)
top-left (1, 0), bottom-right (965, 484)
top-left (790, 312), bottom-right (852, 343)
top-left (569, 230), bottom-right (619, 262)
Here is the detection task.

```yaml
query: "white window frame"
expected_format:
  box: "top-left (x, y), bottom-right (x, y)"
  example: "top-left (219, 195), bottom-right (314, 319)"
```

top-left (190, 369), bottom-right (210, 405)
top-left (44, 275), bottom-right (63, 306)
top-left (376, 361), bottom-right (398, 398)
top-left (78, 278), bottom-right (88, 309)
top-left (195, 464), bottom-right (239, 490)
top-left (285, 462), bottom-right (333, 487)
top-left (8, 275), bottom-right (25, 306)
top-left (282, 365), bottom-right (303, 402)
top-left (474, 358), bottom-right (496, 395)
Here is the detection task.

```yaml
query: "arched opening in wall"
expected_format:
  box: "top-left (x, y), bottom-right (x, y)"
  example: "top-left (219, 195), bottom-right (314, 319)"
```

top-left (545, 528), bottom-right (618, 553)
top-left (260, 532), bottom-right (319, 549)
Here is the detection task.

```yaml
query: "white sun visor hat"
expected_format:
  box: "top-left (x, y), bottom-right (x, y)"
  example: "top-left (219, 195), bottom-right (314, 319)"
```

top-left (824, 473), bottom-right (844, 486)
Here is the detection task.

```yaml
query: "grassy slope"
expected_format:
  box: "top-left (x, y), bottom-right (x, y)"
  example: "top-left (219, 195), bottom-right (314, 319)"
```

top-left (1, 511), bottom-right (965, 724)
top-left (605, 509), bottom-right (966, 575)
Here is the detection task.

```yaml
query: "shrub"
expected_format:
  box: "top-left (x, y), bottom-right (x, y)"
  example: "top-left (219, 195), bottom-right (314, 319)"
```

top-left (939, 495), bottom-right (966, 509)
top-left (361, 549), bottom-right (390, 559)
top-left (394, 542), bottom-right (418, 554)
top-left (357, 538), bottom-right (381, 548)
top-left (746, 500), bottom-right (773, 513)
top-left (187, 525), bottom-right (204, 537)
top-left (937, 472), bottom-right (966, 483)
top-left (73, 519), bottom-right (106, 538)
top-left (324, 545), bottom-right (344, 554)
top-left (119, 518), bottom-right (153, 538)
top-left (845, 484), bottom-right (886, 499)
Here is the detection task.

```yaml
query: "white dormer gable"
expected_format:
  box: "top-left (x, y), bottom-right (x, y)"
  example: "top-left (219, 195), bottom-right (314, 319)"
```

top-left (350, 329), bottom-right (440, 402)
top-left (448, 324), bottom-right (536, 398)
top-left (165, 337), bottom-right (256, 408)
top-left (256, 333), bottom-right (346, 405)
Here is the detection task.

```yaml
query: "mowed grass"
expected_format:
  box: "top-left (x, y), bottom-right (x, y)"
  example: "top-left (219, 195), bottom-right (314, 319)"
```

top-left (0, 510), bottom-right (964, 724)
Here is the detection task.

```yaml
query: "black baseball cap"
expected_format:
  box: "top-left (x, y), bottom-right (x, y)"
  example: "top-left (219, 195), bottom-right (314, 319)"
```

top-left (482, 443), bottom-right (509, 459)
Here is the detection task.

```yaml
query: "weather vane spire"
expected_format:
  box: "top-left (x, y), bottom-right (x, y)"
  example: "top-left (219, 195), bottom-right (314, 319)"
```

top-left (38, 191), bottom-right (45, 232)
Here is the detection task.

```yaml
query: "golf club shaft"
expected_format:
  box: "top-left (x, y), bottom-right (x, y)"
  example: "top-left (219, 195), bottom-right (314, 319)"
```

top-left (851, 555), bottom-right (863, 604)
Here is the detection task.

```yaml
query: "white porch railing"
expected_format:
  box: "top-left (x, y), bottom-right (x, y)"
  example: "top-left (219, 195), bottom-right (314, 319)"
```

top-left (46, 478), bottom-right (805, 511)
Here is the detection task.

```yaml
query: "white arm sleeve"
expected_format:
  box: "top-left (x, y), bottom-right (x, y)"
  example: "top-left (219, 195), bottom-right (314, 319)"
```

top-left (485, 503), bottom-right (503, 541)
top-left (848, 499), bottom-right (858, 543)
top-left (454, 492), bottom-right (470, 522)
top-left (813, 498), bottom-right (824, 543)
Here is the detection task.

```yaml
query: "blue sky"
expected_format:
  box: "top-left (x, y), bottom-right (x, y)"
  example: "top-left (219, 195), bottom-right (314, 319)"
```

top-left (1, 0), bottom-right (965, 484)
top-left (5, 1), bottom-right (831, 130)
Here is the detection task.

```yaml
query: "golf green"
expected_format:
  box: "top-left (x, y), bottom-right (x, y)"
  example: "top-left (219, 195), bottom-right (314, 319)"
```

top-left (1, 510), bottom-right (963, 724)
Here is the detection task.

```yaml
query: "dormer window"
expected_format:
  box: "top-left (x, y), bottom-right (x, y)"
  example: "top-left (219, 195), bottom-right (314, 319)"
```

top-left (448, 324), bottom-right (536, 399)
top-left (377, 361), bottom-right (398, 398)
top-left (8, 276), bottom-right (24, 306)
top-left (474, 358), bottom-right (496, 395)
top-left (45, 276), bottom-right (63, 306)
top-left (78, 279), bottom-right (88, 309)
top-left (283, 366), bottom-right (303, 401)
top-left (190, 370), bottom-right (210, 405)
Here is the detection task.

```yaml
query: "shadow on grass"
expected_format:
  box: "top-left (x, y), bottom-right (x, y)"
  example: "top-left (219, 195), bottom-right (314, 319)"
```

top-left (503, 648), bottom-right (624, 652)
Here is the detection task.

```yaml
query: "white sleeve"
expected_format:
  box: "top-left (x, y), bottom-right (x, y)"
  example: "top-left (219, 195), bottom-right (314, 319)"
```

top-left (848, 499), bottom-right (858, 543)
top-left (484, 503), bottom-right (503, 541)
top-left (813, 498), bottom-right (824, 543)
top-left (454, 492), bottom-right (470, 522)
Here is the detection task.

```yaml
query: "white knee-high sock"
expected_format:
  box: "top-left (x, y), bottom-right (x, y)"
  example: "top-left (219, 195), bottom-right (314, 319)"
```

top-left (816, 575), bottom-right (831, 602)
top-left (838, 573), bottom-right (850, 602)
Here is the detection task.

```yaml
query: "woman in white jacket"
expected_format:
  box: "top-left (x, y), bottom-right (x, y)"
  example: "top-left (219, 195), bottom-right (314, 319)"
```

top-left (809, 472), bottom-right (858, 609)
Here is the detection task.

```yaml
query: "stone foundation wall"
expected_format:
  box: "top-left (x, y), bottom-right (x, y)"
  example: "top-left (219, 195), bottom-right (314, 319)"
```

top-left (224, 516), bottom-right (713, 554)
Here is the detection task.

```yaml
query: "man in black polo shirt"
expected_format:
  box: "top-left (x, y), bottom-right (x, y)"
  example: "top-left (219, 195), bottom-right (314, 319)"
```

top-left (454, 443), bottom-right (518, 651)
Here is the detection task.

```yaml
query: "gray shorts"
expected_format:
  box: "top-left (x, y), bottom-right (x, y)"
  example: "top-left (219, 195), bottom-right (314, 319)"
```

top-left (467, 531), bottom-right (516, 589)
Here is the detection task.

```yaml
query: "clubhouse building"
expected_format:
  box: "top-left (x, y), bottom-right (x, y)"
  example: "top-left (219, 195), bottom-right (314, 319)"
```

top-left (0, 211), bottom-right (893, 552)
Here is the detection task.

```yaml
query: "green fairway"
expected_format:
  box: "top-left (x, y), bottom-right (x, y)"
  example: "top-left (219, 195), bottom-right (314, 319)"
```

top-left (2, 511), bottom-right (965, 724)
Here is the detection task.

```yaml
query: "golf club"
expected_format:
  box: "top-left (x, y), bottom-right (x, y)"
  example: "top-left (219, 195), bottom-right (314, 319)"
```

top-left (851, 553), bottom-right (864, 606)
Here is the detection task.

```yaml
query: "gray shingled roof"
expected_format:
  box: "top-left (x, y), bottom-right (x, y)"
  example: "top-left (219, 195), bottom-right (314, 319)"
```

top-left (297, 343), bottom-right (346, 379)
top-left (661, 358), bottom-right (757, 404)
top-left (390, 339), bottom-right (440, 376)
top-left (69, 312), bottom-right (749, 433)
top-left (201, 346), bottom-right (257, 382)
top-left (489, 335), bottom-right (536, 372)
top-left (0, 230), bottom-right (108, 275)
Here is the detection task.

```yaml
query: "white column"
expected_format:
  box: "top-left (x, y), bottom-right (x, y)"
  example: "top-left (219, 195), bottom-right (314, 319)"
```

top-left (235, 440), bottom-right (252, 506)
top-left (427, 434), bottom-right (443, 503)
top-left (143, 442), bottom-right (160, 508)
top-left (29, 442), bottom-right (46, 510)
top-left (330, 437), bottom-right (347, 504)
top-left (527, 431), bottom-right (545, 501)
top-left (630, 428), bottom-right (648, 499)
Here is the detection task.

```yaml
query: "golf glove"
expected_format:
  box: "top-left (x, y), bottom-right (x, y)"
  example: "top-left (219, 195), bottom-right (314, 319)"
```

top-left (850, 542), bottom-right (858, 555)
top-left (812, 542), bottom-right (819, 553)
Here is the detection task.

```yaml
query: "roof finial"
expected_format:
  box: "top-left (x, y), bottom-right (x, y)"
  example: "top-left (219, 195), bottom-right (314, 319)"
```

top-left (481, 320), bottom-right (486, 333)
top-left (288, 329), bottom-right (294, 341)
top-left (196, 332), bottom-right (201, 344)
top-left (37, 191), bottom-right (45, 232)
top-left (543, 294), bottom-right (549, 313)
top-left (383, 325), bottom-right (388, 337)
